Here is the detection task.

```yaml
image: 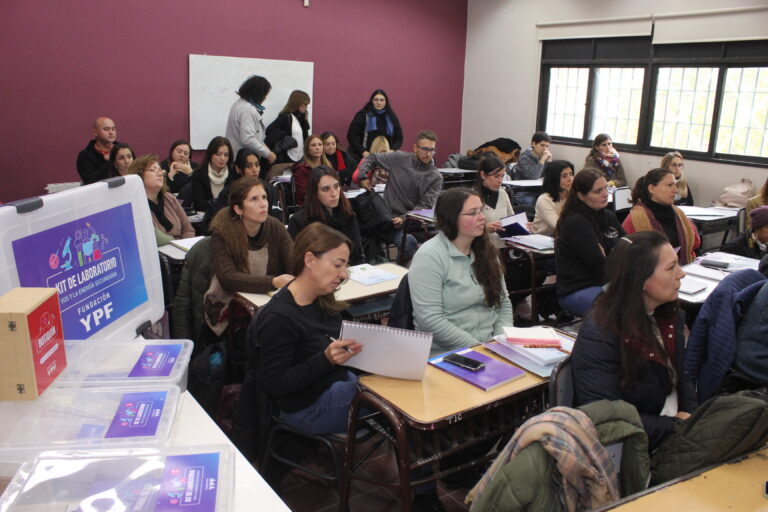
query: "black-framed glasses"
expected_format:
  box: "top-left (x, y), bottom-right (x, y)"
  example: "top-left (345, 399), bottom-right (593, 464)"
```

top-left (416, 145), bottom-right (437, 153)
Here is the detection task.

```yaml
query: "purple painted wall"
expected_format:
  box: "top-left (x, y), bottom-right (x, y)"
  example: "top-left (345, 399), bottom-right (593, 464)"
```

top-left (0, 0), bottom-right (467, 202)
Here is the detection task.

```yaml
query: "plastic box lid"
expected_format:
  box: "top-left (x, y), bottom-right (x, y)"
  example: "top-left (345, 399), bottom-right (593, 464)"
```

top-left (0, 445), bottom-right (234, 512)
top-left (0, 384), bottom-right (181, 458)
top-left (55, 339), bottom-right (193, 390)
top-left (0, 175), bottom-right (164, 341)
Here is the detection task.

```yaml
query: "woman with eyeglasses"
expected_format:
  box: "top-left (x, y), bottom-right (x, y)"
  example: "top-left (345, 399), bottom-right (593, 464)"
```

top-left (622, 168), bottom-right (701, 265)
top-left (660, 151), bottom-right (693, 207)
top-left (204, 176), bottom-right (294, 338)
top-left (161, 139), bottom-right (198, 194)
top-left (132, 154), bottom-right (194, 243)
top-left (189, 136), bottom-right (236, 213)
top-left (346, 89), bottom-right (403, 160)
top-left (555, 168), bottom-right (625, 317)
top-left (583, 133), bottom-right (627, 187)
top-left (532, 160), bottom-right (574, 236)
top-left (572, 231), bottom-right (693, 450)
top-left (288, 166), bottom-right (365, 265)
top-left (410, 187), bottom-right (513, 357)
top-left (291, 134), bottom-right (332, 208)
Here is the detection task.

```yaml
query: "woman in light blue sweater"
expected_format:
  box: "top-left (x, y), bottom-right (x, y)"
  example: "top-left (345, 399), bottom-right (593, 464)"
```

top-left (410, 188), bottom-right (514, 357)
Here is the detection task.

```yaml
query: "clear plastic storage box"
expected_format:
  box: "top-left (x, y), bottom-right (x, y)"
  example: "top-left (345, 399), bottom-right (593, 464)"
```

top-left (0, 385), bottom-right (181, 459)
top-left (0, 445), bottom-right (234, 512)
top-left (56, 339), bottom-right (193, 390)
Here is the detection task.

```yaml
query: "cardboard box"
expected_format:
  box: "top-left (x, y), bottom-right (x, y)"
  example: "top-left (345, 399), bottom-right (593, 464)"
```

top-left (0, 288), bottom-right (67, 400)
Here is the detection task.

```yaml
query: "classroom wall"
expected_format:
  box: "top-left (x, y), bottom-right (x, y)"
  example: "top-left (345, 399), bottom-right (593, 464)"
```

top-left (0, 0), bottom-right (467, 202)
top-left (462, 0), bottom-right (768, 207)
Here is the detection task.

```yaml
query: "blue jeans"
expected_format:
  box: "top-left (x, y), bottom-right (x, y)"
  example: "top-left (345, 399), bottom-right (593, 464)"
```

top-left (393, 230), bottom-right (418, 262)
top-left (281, 371), bottom-right (362, 436)
top-left (558, 286), bottom-right (603, 317)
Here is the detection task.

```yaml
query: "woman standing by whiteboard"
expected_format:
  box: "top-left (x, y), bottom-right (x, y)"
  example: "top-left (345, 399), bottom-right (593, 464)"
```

top-left (225, 75), bottom-right (277, 168)
top-left (265, 90), bottom-right (311, 164)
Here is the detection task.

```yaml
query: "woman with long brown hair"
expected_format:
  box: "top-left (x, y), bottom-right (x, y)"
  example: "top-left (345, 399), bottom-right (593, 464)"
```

top-left (572, 231), bottom-right (693, 449)
top-left (288, 166), bottom-right (365, 264)
top-left (204, 176), bottom-right (294, 337)
top-left (410, 187), bottom-right (513, 357)
top-left (291, 134), bottom-right (331, 207)
top-left (265, 90), bottom-right (311, 164)
top-left (254, 222), bottom-right (362, 435)
top-left (555, 168), bottom-right (625, 316)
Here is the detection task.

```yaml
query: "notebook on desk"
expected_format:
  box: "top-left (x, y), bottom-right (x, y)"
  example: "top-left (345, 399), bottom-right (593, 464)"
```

top-left (169, 236), bottom-right (205, 252)
top-left (429, 348), bottom-right (525, 391)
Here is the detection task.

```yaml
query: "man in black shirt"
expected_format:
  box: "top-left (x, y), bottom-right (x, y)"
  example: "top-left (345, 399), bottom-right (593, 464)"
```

top-left (76, 116), bottom-right (117, 184)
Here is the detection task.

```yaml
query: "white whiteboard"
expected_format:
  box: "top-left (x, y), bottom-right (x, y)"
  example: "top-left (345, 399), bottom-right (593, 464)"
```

top-left (189, 54), bottom-right (314, 150)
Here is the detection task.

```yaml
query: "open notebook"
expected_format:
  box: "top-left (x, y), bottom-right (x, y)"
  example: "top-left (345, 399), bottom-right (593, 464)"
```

top-left (340, 321), bottom-right (432, 380)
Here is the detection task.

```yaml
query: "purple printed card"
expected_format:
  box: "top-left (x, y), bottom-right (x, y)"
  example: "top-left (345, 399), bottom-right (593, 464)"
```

top-left (128, 344), bottom-right (182, 378)
top-left (104, 391), bottom-right (167, 438)
top-left (156, 452), bottom-right (220, 511)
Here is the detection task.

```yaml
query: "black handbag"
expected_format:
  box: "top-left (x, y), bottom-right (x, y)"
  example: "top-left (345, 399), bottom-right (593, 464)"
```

top-left (350, 189), bottom-right (393, 232)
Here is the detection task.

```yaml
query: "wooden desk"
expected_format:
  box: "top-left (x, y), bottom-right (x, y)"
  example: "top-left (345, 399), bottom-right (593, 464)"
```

top-left (233, 262), bottom-right (408, 319)
top-left (340, 345), bottom-right (547, 511)
top-left (600, 447), bottom-right (768, 511)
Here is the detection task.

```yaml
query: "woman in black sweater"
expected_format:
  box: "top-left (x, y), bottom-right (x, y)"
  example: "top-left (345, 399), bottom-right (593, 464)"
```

top-left (572, 231), bottom-right (693, 449)
top-left (288, 166), bottom-right (365, 264)
top-left (555, 168), bottom-right (625, 316)
top-left (346, 89), bottom-right (403, 160)
top-left (253, 222), bottom-right (361, 435)
top-left (265, 90), bottom-right (311, 164)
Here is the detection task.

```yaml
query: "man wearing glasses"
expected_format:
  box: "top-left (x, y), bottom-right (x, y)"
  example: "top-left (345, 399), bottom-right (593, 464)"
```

top-left (357, 130), bottom-right (443, 260)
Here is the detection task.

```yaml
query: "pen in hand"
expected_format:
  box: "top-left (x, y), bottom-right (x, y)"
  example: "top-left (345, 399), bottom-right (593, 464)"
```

top-left (328, 335), bottom-right (354, 354)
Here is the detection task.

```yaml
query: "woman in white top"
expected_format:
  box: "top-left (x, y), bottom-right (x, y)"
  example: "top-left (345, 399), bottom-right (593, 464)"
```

top-left (475, 154), bottom-right (515, 248)
top-left (532, 160), bottom-right (574, 236)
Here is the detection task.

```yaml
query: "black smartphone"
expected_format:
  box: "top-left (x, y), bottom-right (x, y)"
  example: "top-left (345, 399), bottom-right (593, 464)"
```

top-left (444, 353), bottom-right (485, 372)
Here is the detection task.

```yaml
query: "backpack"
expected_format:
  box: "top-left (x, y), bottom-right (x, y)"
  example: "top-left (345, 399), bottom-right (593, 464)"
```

top-left (713, 178), bottom-right (755, 208)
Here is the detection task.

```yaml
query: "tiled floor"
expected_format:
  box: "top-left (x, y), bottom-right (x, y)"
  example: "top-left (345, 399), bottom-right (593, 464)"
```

top-left (275, 435), bottom-right (473, 512)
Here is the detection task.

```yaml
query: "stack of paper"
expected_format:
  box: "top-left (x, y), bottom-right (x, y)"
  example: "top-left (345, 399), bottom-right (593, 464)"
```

top-left (484, 328), bottom-right (574, 377)
top-left (169, 235), bottom-right (205, 252)
top-left (504, 326), bottom-right (561, 347)
top-left (348, 264), bottom-right (399, 285)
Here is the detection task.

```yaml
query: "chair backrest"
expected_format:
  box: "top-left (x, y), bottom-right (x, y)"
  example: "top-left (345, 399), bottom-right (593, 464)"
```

top-left (548, 354), bottom-right (574, 407)
top-left (388, 274), bottom-right (414, 329)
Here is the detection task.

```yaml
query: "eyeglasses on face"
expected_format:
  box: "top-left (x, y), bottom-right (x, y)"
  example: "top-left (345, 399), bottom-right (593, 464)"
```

top-left (459, 208), bottom-right (484, 217)
top-left (416, 145), bottom-right (437, 153)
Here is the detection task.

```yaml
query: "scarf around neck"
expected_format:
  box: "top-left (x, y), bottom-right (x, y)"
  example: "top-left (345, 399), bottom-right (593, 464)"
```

top-left (208, 164), bottom-right (229, 186)
top-left (365, 108), bottom-right (394, 137)
top-left (148, 192), bottom-right (173, 232)
top-left (595, 152), bottom-right (620, 178)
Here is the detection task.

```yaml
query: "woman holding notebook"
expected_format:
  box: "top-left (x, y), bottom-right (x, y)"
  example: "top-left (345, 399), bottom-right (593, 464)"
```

top-left (254, 222), bottom-right (363, 435)
top-left (410, 187), bottom-right (514, 357)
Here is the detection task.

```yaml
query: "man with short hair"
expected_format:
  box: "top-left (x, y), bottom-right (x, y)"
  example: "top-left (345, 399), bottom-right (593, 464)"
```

top-left (76, 117), bottom-right (117, 184)
top-left (514, 131), bottom-right (552, 205)
top-left (358, 130), bottom-right (443, 260)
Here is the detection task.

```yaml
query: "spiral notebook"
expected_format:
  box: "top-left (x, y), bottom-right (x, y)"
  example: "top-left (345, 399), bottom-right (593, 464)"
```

top-left (340, 321), bottom-right (433, 380)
